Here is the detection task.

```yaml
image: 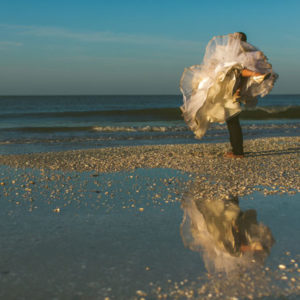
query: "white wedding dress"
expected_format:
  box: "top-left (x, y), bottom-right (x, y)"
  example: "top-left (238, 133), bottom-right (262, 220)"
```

top-left (180, 33), bottom-right (278, 138)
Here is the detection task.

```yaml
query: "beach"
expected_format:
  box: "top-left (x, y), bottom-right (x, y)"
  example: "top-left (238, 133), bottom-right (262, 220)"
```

top-left (1, 136), bottom-right (299, 195)
top-left (2, 0), bottom-right (300, 297)
top-left (0, 136), bottom-right (299, 299)
top-left (2, 0), bottom-right (300, 296)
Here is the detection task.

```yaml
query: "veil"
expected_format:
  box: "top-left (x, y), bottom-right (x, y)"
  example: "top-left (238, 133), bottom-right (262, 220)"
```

top-left (180, 33), bottom-right (278, 138)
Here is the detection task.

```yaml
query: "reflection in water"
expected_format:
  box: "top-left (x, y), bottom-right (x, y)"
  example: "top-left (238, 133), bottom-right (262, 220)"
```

top-left (180, 191), bottom-right (275, 273)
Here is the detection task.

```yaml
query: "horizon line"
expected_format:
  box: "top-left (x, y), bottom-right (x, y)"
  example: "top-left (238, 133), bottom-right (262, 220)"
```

top-left (0, 93), bottom-right (299, 97)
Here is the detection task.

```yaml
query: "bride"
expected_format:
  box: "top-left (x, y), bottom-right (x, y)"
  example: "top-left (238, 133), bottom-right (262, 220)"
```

top-left (180, 32), bottom-right (278, 158)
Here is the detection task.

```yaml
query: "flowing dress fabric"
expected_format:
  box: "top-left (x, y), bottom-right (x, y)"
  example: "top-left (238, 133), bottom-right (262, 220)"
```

top-left (180, 195), bottom-right (274, 273)
top-left (180, 33), bottom-right (278, 138)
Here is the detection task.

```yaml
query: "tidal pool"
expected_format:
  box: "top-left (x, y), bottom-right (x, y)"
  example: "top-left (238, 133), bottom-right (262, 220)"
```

top-left (0, 166), bottom-right (299, 299)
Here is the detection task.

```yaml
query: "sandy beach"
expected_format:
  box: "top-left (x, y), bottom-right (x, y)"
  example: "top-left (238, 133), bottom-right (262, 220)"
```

top-left (0, 136), bottom-right (299, 299)
top-left (1, 136), bottom-right (299, 195)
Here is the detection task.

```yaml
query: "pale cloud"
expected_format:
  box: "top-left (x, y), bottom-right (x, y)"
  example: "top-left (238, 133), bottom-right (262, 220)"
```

top-left (0, 24), bottom-right (201, 48)
top-left (0, 40), bottom-right (23, 50)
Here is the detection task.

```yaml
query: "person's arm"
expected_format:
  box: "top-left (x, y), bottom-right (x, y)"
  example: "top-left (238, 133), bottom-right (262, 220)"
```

top-left (241, 68), bottom-right (264, 77)
top-left (233, 68), bottom-right (269, 101)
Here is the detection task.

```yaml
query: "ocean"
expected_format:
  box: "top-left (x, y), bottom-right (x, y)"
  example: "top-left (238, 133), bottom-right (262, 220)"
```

top-left (0, 94), bottom-right (299, 154)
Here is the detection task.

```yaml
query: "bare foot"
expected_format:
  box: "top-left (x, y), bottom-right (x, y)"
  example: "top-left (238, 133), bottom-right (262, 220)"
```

top-left (224, 152), bottom-right (245, 159)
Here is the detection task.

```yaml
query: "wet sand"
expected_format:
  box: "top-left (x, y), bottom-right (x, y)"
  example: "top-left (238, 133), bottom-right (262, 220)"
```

top-left (1, 136), bottom-right (299, 196)
top-left (0, 136), bottom-right (299, 299)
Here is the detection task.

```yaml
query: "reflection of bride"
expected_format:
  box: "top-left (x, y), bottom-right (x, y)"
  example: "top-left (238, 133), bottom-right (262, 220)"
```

top-left (180, 193), bottom-right (275, 273)
top-left (180, 32), bottom-right (278, 140)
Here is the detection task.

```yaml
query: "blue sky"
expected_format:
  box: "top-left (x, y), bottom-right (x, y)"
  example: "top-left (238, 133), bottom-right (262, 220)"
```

top-left (0, 0), bottom-right (299, 95)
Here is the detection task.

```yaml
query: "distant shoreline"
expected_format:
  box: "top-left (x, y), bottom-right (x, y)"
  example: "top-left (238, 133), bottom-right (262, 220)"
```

top-left (0, 94), bottom-right (300, 97)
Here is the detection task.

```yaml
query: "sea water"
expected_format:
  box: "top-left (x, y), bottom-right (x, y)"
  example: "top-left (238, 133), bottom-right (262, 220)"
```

top-left (0, 94), bottom-right (299, 154)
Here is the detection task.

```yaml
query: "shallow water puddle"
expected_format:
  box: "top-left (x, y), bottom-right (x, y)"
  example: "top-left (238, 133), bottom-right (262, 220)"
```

top-left (0, 166), bottom-right (299, 299)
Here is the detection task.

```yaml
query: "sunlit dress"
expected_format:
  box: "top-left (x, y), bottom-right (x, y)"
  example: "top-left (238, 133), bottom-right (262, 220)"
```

top-left (180, 33), bottom-right (278, 138)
